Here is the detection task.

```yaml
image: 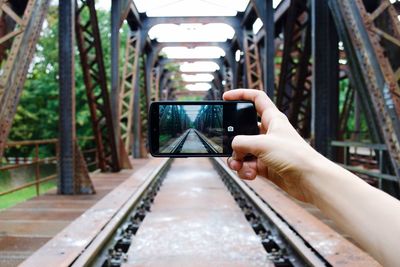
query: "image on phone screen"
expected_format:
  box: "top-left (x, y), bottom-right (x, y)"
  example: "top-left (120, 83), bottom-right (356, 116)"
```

top-left (159, 104), bottom-right (223, 154)
top-left (149, 101), bottom-right (258, 157)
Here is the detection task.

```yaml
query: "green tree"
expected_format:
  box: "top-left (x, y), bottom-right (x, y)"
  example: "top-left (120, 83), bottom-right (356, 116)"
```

top-left (7, 5), bottom-right (130, 157)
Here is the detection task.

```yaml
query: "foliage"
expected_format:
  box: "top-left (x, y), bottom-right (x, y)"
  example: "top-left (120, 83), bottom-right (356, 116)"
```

top-left (339, 78), bottom-right (370, 141)
top-left (7, 5), bottom-right (130, 157)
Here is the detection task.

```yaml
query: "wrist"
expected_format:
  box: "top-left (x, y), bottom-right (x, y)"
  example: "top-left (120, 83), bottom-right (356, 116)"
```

top-left (299, 148), bottom-right (332, 204)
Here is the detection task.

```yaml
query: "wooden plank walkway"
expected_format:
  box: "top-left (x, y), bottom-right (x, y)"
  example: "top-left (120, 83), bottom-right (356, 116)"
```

top-left (0, 159), bottom-right (149, 267)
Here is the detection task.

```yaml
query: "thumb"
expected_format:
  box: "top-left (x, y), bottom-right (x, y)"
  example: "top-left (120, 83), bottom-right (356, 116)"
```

top-left (231, 135), bottom-right (268, 160)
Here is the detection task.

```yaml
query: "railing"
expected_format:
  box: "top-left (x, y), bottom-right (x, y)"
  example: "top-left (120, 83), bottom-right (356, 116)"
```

top-left (0, 137), bottom-right (98, 197)
top-left (331, 141), bottom-right (398, 189)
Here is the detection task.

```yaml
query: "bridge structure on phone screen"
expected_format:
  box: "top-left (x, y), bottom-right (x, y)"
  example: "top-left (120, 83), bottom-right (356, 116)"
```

top-left (159, 105), bottom-right (223, 154)
top-left (0, 0), bottom-right (399, 266)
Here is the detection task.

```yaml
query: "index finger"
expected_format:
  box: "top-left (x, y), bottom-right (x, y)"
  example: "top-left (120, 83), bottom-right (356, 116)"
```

top-left (223, 89), bottom-right (278, 117)
top-left (223, 89), bottom-right (283, 129)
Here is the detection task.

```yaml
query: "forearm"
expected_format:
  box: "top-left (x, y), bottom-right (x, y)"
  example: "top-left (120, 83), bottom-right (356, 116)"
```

top-left (304, 155), bottom-right (400, 267)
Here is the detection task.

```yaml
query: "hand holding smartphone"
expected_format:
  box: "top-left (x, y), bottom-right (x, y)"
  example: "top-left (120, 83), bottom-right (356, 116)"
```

top-left (149, 101), bottom-right (259, 157)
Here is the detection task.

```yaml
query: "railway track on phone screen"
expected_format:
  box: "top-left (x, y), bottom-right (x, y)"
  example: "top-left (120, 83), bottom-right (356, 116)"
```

top-left (193, 129), bottom-right (219, 154)
top-left (170, 128), bottom-right (218, 154)
top-left (21, 158), bottom-right (379, 267)
top-left (169, 129), bottom-right (191, 154)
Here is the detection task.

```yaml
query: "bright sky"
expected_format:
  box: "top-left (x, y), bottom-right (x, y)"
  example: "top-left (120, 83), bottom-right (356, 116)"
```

top-left (134, 0), bottom-right (249, 16)
top-left (161, 47), bottom-right (225, 59)
top-left (185, 83), bottom-right (212, 91)
top-left (180, 62), bottom-right (220, 72)
top-left (182, 73), bottom-right (214, 82)
top-left (183, 105), bottom-right (202, 121)
top-left (149, 23), bottom-right (235, 42)
top-left (95, 0), bottom-right (284, 91)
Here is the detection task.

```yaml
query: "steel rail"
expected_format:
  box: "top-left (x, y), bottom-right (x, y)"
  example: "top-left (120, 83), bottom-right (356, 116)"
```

top-left (213, 157), bottom-right (327, 266)
top-left (192, 129), bottom-right (219, 154)
top-left (64, 158), bottom-right (334, 267)
top-left (169, 129), bottom-right (191, 154)
top-left (70, 159), bottom-right (171, 267)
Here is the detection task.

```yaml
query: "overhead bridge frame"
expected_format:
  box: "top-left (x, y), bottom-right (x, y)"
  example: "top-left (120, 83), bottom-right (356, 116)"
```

top-left (0, 0), bottom-right (399, 195)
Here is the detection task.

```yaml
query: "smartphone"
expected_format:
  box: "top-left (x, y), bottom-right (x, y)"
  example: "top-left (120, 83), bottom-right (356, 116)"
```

top-left (148, 101), bottom-right (259, 157)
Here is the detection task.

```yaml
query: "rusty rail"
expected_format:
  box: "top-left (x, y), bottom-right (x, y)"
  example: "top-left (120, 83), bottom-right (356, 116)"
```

top-left (0, 137), bottom-right (98, 197)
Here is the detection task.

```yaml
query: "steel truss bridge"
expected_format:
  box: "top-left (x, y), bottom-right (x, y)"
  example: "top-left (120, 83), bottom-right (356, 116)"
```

top-left (0, 0), bottom-right (399, 266)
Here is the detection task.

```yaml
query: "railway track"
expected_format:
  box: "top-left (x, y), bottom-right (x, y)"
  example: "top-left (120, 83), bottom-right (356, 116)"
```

top-left (193, 129), bottom-right (219, 154)
top-left (169, 129), bottom-right (191, 154)
top-left (78, 158), bottom-right (317, 266)
top-left (169, 128), bottom-right (219, 154)
top-left (21, 158), bottom-right (379, 267)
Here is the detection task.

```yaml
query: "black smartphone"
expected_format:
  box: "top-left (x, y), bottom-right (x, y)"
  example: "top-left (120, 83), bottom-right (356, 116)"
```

top-left (148, 101), bottom-right (259, 157)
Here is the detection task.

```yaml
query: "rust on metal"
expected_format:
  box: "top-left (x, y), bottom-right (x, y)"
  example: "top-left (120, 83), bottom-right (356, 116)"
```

top-left (18, 158), bottom-right (164, 267)
top-left (0, 0), bottom-right (51, 159)
top-left (276, 0), bottom-right (312, 137)
top-left (150, 66), bottom-right (160, 101)
top-left (73, 141), bottom-right (95, 194)
top-left (0, 158), bottom-right (150, 267)
top-left (337, 0), bottom-right (400, 181)
top-left (244, 176), bottom-right (380, 266)
top-left (243, 30), bottom-right (264, 91)
top-left (1, 138), bottom-right (98, 197)
top-left (119, 31), bottom-right (141, 153)
top-left (75, 0), bottom-right (121, 172)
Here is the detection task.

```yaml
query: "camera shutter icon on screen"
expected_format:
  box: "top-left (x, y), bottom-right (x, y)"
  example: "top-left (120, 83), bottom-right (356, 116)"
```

top-left (227, 126), bottom-right (234, 132)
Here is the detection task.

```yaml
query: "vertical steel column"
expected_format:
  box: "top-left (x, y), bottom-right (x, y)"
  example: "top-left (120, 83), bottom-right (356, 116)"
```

top-left (145, 50), bottom-right (157, 106)
top-left (58, 0), bottom-right (75, 194)
top-left (265, 0), bottom-right (275, 98)
top-left (251, 0), bottom-right (275, 97)
top-left (132, 31), bottom-right (143, 158)
top-left (132, 66), bottom-right (141, 158)
top-left (311, 0), bottom-right (339, 159)
top-left (353, 91), bottom-right (361, 140)
top-left (111, 0), bottom-right (121, 153)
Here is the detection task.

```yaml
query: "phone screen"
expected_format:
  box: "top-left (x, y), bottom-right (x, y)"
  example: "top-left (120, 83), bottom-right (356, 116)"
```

top-left (149, 101), bottom-right (258, 157)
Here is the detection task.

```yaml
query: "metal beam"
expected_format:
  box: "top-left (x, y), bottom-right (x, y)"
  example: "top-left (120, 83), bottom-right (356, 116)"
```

top-left (261, 0), bottom-right (275, 96)
top-left (125, 1), bottom-right (142, 30)
top-left (240, 2), bottom-right (257, 27)
top-left (111, 0), bottom-right (121, 157)
top-left (119, 31), bottom-right (141, 154)
top-left (75, 0), bottom-right (120, 172)
top-left (173, 90), bottom-right (209, 99)
top-left (58, 0), bottom-right (75, 194)
top-left (311, 0), bottom-right (339, 159)
top-left (132, 64), bottom-right (142, 158)
top-left (0, 0), bottom-right (50, 158)
top-left (246, 0), bottom-right (275, 95)
top-left (158, 57), bottom-right (225, 67)
top-left (329, 0), bottom-right (400, 185)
